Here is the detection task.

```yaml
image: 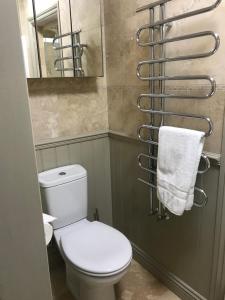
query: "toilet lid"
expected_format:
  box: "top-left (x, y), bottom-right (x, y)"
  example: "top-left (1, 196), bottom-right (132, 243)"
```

top-left (60, 221), bottom-right (132, 275)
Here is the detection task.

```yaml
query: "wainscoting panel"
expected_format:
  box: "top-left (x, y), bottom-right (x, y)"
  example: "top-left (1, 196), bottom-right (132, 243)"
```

top-left (109, 133), bottom-right (220, 300)
top-left (35, 134), bottom-right (112, 225)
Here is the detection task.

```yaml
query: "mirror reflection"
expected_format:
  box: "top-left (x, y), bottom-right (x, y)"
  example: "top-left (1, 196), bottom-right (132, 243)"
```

top-left (17, 0), bottom-right (103, 78)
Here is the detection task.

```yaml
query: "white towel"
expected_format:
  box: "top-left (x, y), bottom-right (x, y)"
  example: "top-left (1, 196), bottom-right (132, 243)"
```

top-left (157, 126), bottom-right (205, 216)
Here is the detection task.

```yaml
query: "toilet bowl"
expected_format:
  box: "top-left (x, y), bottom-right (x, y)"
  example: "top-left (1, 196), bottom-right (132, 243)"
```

top-left (39, 165), bottom-right (132, 300)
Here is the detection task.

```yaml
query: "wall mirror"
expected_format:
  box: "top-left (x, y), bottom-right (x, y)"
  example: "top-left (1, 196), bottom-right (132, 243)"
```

top-left (17, 0), bottom-right (103, 78)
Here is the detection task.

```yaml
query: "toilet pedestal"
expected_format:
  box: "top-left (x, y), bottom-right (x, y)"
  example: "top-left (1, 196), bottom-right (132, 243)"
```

top-left (66, 263), bottom-right (127, 300)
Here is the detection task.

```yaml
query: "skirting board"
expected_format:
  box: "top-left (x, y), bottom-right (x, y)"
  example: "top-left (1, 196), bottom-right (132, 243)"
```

top-left (132, 243), bottom-right (207, 300)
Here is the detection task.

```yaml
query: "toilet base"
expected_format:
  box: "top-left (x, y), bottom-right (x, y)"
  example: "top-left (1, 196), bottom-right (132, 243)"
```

top-left (66, 263), bottom-right (129, 300)
top-left (68, 279), bottom-right (115, 300)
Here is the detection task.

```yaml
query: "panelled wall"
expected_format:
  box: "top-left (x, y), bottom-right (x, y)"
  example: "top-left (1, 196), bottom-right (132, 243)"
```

top-left (35, 133), bottom-right (112, 226)
top-left (110, 133), bottom-right (221, 300)
top-left (34, 129), bottom-right (222, 299)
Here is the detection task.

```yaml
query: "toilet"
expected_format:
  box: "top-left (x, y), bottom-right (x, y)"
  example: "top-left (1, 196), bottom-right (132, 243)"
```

top-left (38, 164), bottom-right (132, 300)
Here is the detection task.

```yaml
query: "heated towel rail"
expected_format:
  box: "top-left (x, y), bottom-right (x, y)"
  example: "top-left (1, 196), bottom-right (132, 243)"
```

top-left (136, 0), bottom-right (221, 220)
top-left (53, 30), bottom-right (87, 77)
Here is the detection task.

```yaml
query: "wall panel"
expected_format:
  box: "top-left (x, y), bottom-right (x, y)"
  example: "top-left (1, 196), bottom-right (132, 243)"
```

top-left (109, 133), bottom-right (220, 300)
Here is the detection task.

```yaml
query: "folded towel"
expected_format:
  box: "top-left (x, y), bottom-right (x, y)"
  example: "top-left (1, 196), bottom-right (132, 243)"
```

top-left (157, 126), bottom-right (205, 216)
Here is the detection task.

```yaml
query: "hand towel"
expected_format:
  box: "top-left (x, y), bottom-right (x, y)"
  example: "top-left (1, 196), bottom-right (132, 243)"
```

top-left (157, 126), bottom-right (205, 216)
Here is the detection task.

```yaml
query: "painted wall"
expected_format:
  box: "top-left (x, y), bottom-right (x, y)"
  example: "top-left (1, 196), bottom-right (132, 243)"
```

top-left (0, 0), bottom-right (52, 299)
top-left (110, 133), bottom-right (220, 300)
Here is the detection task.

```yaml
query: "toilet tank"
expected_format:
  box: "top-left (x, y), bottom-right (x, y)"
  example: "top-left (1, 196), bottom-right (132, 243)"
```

top-left (38, 165), bottom-right (87, 230)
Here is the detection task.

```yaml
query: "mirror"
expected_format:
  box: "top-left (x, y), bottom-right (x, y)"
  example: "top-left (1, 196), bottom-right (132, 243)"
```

top-left (17, 0), bottom-right (40, 77)
top-left (17, 0), bottom-right (103, 78)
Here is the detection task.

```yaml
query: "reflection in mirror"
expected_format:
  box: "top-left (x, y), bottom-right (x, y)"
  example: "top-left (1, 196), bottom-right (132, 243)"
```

top-left (17, 0), bottom-right (40, 78)
top-left (35, 2), bottom-right (65, 77)
top-left (17, 0), bottom-right (104, 78)
top-left (70, 0), bottom-right (103, 77)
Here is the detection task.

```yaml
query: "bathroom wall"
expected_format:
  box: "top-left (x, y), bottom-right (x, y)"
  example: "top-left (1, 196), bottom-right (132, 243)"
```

top-left (105, 0), bottom-right (225, 155)
top-left (28, 77), bottom-right (108, 144)
top-left (0, 0), bottom-right (52, 299)
top-left (110, 133), bottom-right (220, 300)
top-left (28, 0), bottom-right (107, 144)
top-left (105, 0), bottom-right (225, 299)
top-left (24, 0), bottom-right (225, 298)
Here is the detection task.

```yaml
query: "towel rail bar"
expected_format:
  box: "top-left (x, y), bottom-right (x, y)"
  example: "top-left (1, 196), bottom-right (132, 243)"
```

top-left (138, 153), bottom-right (210, 175)
top-left (138, 113), bottom-right (213, 137)
top-left (138, 178), bottom-right (208, 208)
top-left (137, 30), bottom-right (220, 49)
top-left (137, 72), bottom-right (216, 87)
top-left (137, 91), bottom-right (214, 100)
top-left (137, 31), bottom-right (219, 64)
top-left (53, 30), bottom-right (81, 48)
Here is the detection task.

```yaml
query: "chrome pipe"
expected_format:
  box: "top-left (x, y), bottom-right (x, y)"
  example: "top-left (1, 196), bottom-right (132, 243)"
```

top-left (138, 178), bottom-right (208, 208)
top-left (138, 152), bottom-right (210, 175)
top-left (136, 0), bottom-right (172, 12)
top-left (137, 30), bottom-right (220, 50)
top-left (136, 0), bottom-right (222, 42)
top-left (137, 32), bottom-right (220, 62)
top-left (138, 113), bottom-right (213, 138)
top-left (136, 74), bottom-right (216, 99)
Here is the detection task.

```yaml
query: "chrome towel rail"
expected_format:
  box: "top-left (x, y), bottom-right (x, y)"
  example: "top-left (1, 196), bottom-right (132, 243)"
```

top-left (136, 0), bottom-right (221, 220)
top-left (53, 30), bottom-right (87, 77)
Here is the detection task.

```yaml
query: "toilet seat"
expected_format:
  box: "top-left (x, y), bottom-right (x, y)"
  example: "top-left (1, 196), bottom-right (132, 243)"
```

top-left (59, 221), bottom-right (132, 277)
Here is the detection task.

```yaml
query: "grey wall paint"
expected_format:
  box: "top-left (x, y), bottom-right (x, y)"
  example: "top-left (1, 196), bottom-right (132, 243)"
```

top-left (110, 133), bottom-right (220, 300)
top-left (0, 1), bottom-right (52, 300)
top-left (209, 115), bottom-right (225, 300)
top-left (35, 135), bottom-right (112, 225)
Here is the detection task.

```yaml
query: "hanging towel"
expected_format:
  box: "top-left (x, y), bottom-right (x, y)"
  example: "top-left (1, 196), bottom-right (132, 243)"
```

top-left (157, 126), bottom-right (205, 216)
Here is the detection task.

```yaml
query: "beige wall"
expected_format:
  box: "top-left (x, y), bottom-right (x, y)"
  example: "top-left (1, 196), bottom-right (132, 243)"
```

top-left (28, 77), bottom-right (108, 144)
top-left (105, 0), bottom-right (225, 154)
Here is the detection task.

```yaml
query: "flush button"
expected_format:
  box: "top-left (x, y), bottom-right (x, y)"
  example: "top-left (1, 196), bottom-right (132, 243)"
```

top-left (59, 171), bottom-right (66, 176)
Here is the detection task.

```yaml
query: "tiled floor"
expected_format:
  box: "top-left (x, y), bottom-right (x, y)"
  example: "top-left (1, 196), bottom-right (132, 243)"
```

top-left (48, 243), bottom-right (180, 300)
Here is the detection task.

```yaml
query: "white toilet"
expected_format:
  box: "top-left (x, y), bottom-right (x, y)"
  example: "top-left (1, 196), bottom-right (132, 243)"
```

top-left (38, 164), bottom-right (132, 300)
